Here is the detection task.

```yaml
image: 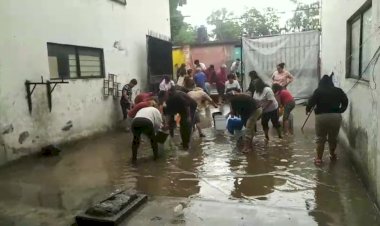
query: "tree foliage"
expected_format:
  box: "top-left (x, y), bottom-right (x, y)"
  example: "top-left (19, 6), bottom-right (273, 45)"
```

top-left (172, 24), bottom-right (197, 45)
top-left (286, 2), bottom-right (321, 32)
top-left (206, 8), bottom-right (242, 41)
top-left (171, 1), bottom-right (321, 44)
top-left (169, 0), bottom-right (183, 39)
top-left (206, 7), bottom-right (281, 41)
top-left (169, 0), bottom-right (196, 44)
top-left (241, 7), bottom-right (280, 37)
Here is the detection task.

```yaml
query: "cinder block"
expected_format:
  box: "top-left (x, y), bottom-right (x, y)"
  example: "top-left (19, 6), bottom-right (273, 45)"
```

top-left (76, 191), bottom-right (147, 226)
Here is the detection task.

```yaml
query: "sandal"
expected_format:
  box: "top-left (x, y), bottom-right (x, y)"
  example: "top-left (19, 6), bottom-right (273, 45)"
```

top-left (314, 158), bottom-right (323, 166)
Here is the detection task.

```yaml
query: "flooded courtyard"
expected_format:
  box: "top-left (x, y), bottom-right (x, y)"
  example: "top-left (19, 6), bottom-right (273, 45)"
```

top-left (0, 107), bottom-right (379, 226)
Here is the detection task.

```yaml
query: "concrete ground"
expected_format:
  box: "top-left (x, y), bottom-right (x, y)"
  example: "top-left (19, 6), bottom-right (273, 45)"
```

top-left (0, 106), bottom-right (379, 226)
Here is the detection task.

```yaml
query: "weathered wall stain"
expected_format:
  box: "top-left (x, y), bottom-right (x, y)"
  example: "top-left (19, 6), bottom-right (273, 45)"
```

top-left (2, 124), bottom-right (14, 135)
top-left (18, 131), bottom-right (29, 144)
top-left (62, 121), bottom-right (73, 131)
top-left (342, 102), bottom-right (370, 174)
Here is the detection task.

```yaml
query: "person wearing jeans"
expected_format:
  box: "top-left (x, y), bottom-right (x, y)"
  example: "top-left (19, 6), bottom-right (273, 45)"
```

top-left (306, 74), bottom-right (348, 166)
top-left (253, 79), bottom-right (282, 140)
top-left (131, 106), bottom-right (163, 163)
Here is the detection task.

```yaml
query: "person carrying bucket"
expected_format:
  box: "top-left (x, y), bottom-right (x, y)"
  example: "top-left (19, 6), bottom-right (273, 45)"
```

top-left (187, 87), bottom-right (218, 138)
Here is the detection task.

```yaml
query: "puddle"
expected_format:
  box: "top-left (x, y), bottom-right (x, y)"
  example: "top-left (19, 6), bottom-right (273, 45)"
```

top-left (0, 107), bottom-right (379, 225)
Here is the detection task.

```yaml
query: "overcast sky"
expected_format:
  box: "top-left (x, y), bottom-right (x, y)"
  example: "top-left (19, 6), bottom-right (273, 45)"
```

top-left (179, 0), bottom-right (317, 28)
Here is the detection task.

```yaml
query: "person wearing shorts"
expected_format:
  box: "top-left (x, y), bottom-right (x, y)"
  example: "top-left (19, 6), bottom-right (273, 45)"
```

top-left (272, 84), bottom-right (295, 135)
top-left (253, 79), bottom-right (282, 140)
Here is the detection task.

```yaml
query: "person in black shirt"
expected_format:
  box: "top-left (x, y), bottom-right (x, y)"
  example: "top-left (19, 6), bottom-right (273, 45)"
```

top-left (229, 94), bottom-right (262, 153)
top-left (246, 70), bottom-right (260, 97)
top-left (120, 79), bottom-right (138, 120)
top-left (306, 74), bottom-right (348, 165)
top-left (164, 88), bottom-right (197, 150)
top-left (176, 63), bottom-right (187, 79)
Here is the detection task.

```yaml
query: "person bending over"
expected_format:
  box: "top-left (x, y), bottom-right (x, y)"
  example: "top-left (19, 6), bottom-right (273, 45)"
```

top-left (229, 94), bottom-right (262, 153)
top-left (164, 88), bottom-right (198, 150)
top-left (131, 106), bottom-right (164, 163)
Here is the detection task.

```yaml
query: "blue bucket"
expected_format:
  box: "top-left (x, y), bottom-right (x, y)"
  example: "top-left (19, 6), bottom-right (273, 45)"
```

top-left (227, 116), bottom-right (243, 134)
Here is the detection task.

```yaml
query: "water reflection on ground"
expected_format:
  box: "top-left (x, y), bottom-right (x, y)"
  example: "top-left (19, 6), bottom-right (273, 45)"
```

top-left (0, 107), bottom-right (379, 226)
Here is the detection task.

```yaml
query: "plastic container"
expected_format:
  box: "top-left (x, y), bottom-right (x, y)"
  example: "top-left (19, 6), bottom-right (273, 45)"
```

top-left (155, 130), bottom-right (169, 143)
top-left (212, 112), bottom-right (226, 130)
top-left (227, 116), bottom-right (244, 134)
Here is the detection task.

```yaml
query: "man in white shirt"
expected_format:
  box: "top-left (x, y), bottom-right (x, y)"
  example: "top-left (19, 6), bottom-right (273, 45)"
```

top-left (159, 75), bottom-right (175, 91)
top-left (225, 73), bottom-right (242, 96)
top-left (194, 59), bottom-right (207, 71)
top-left (230, 58), bottom-right (241, 74)
top-left (131, 106), bottom-right (163, 162)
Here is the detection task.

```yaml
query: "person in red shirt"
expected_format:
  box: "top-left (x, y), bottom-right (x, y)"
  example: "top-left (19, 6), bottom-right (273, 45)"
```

top-left (134, 92), bottom-right (154, 105)
top-left (128, 99), bottom-right (157, 118)
top-left (272, 84), bottom-right (295, 135)
top-left (216, 64), bottom-right (228, 104)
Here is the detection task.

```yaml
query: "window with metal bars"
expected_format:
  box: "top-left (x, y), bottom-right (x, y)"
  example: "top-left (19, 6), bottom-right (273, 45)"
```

top-left (47, 43), bottom-right (105, 79)
top-left (346, 1), bottom-right (372, 80)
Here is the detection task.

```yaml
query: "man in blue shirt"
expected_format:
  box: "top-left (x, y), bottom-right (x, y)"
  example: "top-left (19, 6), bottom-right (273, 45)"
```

top-left (193, 67), bottom-right (207, 93)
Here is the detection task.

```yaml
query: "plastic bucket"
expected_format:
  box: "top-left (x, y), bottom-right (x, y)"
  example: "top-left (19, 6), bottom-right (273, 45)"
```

top-left (156, 130), bottom-right (169, 143)
top-left (212, 112), bottom-right (225, 130)
top-left (227, 116), bottom-right (243, 134)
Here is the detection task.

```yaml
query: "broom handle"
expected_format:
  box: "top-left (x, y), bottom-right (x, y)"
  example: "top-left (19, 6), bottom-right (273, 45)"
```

top-left (301, 106), bottom-right (315, 132)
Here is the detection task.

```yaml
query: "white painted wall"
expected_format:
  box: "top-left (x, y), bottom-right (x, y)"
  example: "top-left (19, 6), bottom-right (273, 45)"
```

top-left (0, 0), bottom-right (170, 164)
top-left (321, 0), bottom-right (380, 205)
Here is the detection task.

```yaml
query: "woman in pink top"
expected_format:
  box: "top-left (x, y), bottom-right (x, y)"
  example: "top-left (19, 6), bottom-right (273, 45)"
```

top-left (272, 63), bottom-right (294, 88)
top-left (272, 84), bottom-right (295, 135)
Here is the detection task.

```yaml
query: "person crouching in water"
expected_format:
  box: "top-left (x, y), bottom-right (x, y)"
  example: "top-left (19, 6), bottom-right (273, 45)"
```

top-left (225, 73), bottom-right (242, 98)
top-left (253, 79), bottom-right (282, 140)
top-left (131, 103), bottom-right (164, 163)
top-left (272, 84), bottom-right (296, 135)
top-left (229, 94), bottom-right (262, 153)
top-left (306, 74), bottom-right (348, 166)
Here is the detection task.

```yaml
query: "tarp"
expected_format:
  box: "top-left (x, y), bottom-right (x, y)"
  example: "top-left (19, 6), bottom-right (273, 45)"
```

top-left (242, 31), bottom-right (320, 100)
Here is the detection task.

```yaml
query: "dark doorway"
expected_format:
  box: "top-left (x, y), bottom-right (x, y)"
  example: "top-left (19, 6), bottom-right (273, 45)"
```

top-left (146, 35), bottom-right (173, 92)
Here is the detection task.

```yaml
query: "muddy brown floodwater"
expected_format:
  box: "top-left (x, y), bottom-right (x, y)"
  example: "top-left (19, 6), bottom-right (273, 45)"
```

top-left (0, 107), bottom-right (379, 226)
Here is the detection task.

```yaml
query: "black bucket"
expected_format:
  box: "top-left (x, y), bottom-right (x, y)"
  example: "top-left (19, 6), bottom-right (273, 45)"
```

top-left (155, 130), bottom-right (169, 143)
